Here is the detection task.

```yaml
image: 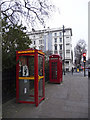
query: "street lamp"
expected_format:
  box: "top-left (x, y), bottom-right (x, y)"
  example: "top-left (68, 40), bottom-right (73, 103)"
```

top-left (62, 25), bottom-right (65, 75)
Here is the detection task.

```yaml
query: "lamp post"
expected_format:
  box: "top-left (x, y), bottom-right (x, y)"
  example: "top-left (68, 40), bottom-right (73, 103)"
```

top-left (62, 25), bottom-right (65, 75)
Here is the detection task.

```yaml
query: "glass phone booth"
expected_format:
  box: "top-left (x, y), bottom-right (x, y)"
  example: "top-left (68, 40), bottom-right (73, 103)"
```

top-left (16, 49), bottom-right (45, 107)
top-left (49, 54), bottom-right (62, 83)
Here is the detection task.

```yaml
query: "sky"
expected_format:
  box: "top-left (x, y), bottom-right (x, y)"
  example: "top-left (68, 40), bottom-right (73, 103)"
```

top-left (45, 0), bottom-right (89, 57)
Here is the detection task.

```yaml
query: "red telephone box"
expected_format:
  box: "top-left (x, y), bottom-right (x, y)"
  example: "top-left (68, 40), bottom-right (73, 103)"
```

top-left (16, 49), bottom-right (45, 107)
top-left (49, 54), bottom-right (62, 83)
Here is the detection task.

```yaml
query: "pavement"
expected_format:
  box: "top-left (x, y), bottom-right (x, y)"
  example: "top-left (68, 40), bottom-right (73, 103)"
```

top-left (2, 72), bottom-right (88, 118)
top-left (0, 71), bottom-right (2, 120)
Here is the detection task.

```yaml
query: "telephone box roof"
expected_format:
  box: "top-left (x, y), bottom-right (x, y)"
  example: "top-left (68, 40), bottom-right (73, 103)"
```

top-left (49, 54), bottom-right (62, 59)
top-left (16, 48), bottom-right (44, 55)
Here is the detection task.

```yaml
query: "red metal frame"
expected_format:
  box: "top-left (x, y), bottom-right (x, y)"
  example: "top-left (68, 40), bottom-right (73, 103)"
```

top-left (49, 54), bottom-right (62, 83)
top-left (34, 49), bottom-right (38, 106)
top-left (43, 56), bottom-right (45, 98)
top-left (16, 49), bottom-right (45, 107)
top-left (16, 51), bottom-right (19, 102)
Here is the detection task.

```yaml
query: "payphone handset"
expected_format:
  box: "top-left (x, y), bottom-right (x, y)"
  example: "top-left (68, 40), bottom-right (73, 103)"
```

top-left (19, 57), bottom-right (29, 77)
top-left (22, 65), bottom-right (29, 77)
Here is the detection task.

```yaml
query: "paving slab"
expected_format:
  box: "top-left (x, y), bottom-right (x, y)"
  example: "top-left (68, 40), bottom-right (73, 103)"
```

top-left (2, 72), bottom-right (88, 118)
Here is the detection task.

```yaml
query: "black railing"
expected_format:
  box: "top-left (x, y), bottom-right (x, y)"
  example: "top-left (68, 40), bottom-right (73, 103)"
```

top-left (2, 68), bottom-right (16, 103)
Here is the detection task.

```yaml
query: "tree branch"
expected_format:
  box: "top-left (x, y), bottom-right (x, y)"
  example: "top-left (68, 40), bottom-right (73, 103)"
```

top-left (1, 0), bottom-right (55, 27)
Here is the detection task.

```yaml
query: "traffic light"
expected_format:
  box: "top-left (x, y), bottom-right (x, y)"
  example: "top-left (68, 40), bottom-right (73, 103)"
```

top-left (83, 53), bottom-right (86, 62)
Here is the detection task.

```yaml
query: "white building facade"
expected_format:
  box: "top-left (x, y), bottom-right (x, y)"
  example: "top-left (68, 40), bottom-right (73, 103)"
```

top-left (28, 27), bottom-right (73, 71)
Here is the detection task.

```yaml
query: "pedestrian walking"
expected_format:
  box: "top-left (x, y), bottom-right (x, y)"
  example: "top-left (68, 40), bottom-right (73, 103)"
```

top-left (72, 67), bottom-right (74, 75)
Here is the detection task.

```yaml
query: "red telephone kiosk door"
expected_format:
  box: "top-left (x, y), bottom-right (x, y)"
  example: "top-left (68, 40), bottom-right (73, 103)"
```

top-left (49, 54), bottom-right (62, 83)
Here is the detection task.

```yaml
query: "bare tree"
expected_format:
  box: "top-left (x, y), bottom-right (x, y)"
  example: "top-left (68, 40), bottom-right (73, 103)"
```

top-left (74, 39), bottom-right (87, 66)
top-left (1, 0), bottom-right (55, 27)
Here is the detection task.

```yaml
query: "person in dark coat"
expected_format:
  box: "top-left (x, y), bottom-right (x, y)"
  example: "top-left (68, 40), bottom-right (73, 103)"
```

top-left (72, 67), bottom-right (74, 75)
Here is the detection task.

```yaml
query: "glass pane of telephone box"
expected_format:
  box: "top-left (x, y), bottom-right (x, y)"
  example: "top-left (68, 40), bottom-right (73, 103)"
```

top-left (38, 78), bottom-right (43, 100)
top-left (38, 55), bottom-right (43, 99)
top-left (19, 56), bottom-right (29, 77)
top-left (28, 56), bottom-right (34, 76)
top-left (51, 62), bottom-right (57, 79)
top-left (38, 55), bottom-right (43, 76)
top-left (19, 56), bottom-right (35, 101)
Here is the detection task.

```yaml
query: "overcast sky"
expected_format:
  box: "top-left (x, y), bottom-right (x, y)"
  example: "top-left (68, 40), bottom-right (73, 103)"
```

top-left (45, 0), bottom-right (89, 55)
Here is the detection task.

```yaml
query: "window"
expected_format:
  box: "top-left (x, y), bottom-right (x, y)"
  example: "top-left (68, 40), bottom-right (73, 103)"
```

top-left (39, 46), bottom-right (44, 50)
top-left (39, 40), bottom-right (41, 44)
top-left (34, 41), bottom-right (35, 45)
top-left (54, 38), bottom-right (57, 43)
top-left (60, 53), bottom-right (62, 57)
top-left (66, 68), bottom-right (69, 72)
top-left (54, 50), bottom-right (57, 54)
top-left (66, 50), bottom-right (70, 53)
top-left (66, 36), bottom-right (69, 39)
top-left (66, 43), bottom-right (70, 45)
top-left (54, 33), bottom-right (57, 36)
top-left (55, 45), bottom-right (57, 50)
top-left (60, 45), bottom-right (62, 50)
top-left (66, 44), bottom-right (70, 50)
top-left (60, 32), bottom-right (62, 36)
top-left (39, 40), bottom-right (43, 44)
top-left (60, 38), bottom-right (62, 42)
top-left (66, 61), bottom-right (69, 64)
